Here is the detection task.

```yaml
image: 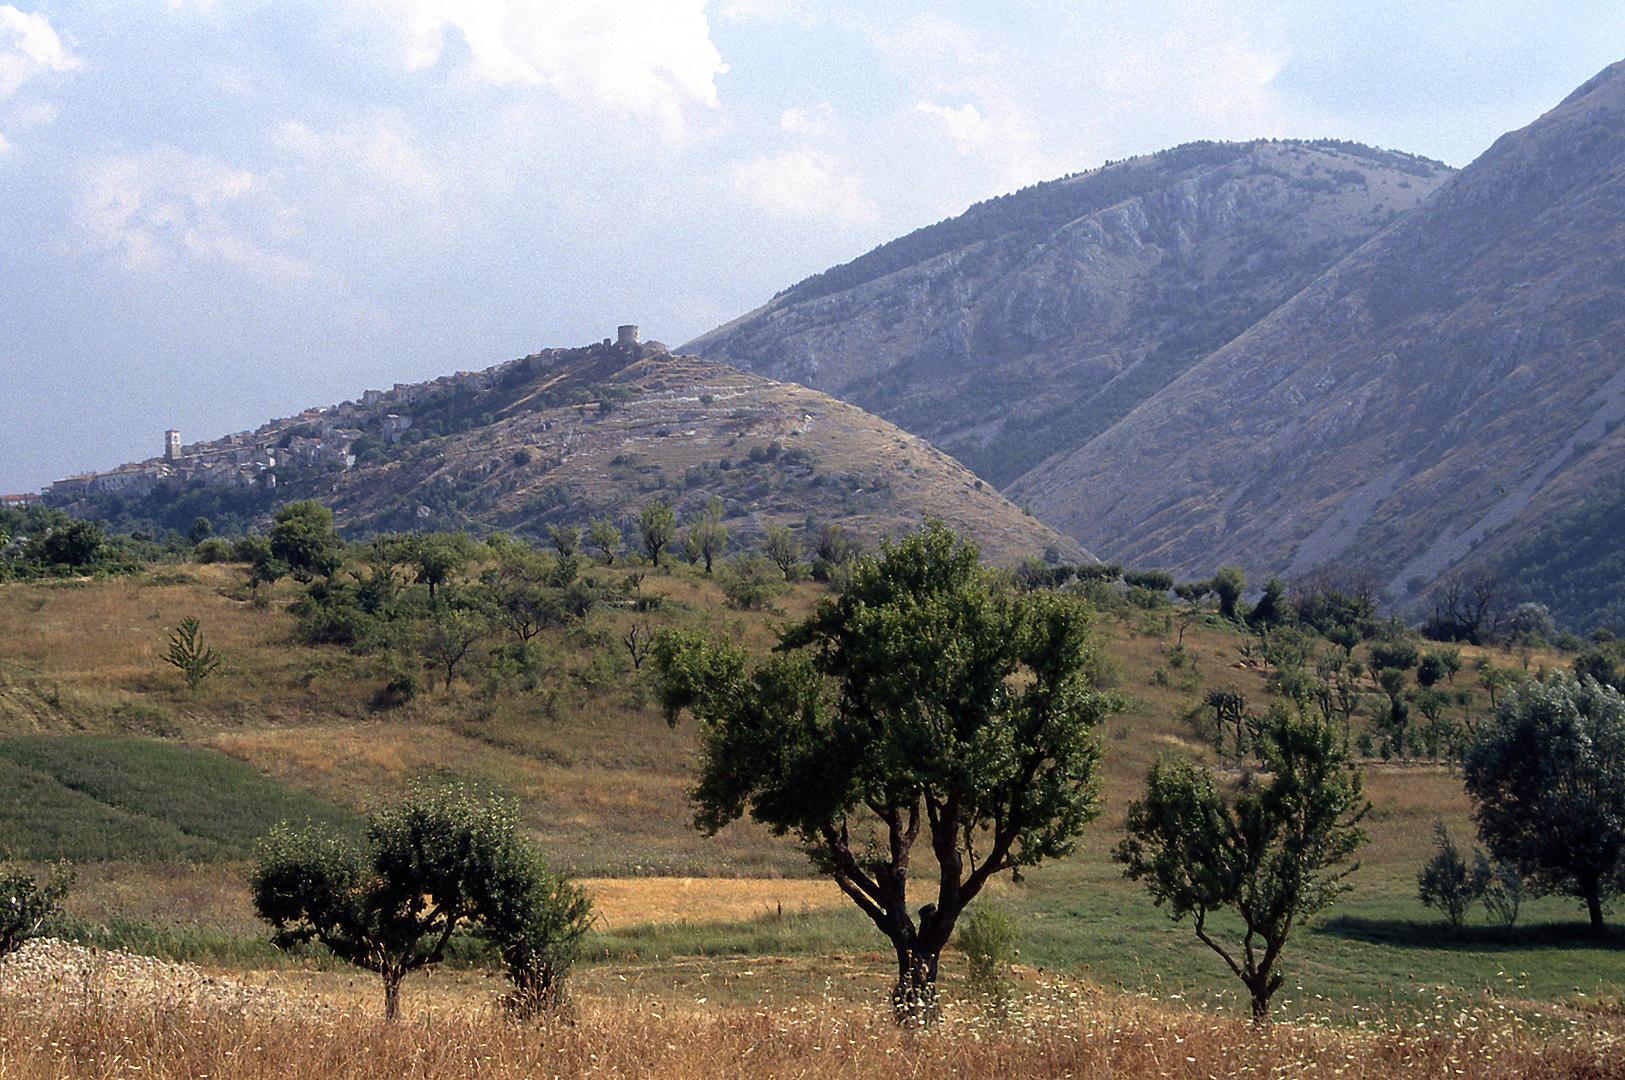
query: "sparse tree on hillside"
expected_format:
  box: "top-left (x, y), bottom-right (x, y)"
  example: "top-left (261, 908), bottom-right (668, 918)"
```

top-left (689, 496), bottom-right (729, 574)
top-left (587, 517), bottom-right (622, 565)
top-left (163, 616), bottom-right (222, 693)
top-left (1212, 566), bottom-right (1246, 622)
top-left (652, 522), bottom-right (1119, 1022)
top-left (402, 531), bottom-right (478, 604)
top-left (1116, 710), bottom-right (1368, 1025)
top-left (638, 500), bottom-right (676, 567)
top-left (762, 524), bottom-right (803, 580)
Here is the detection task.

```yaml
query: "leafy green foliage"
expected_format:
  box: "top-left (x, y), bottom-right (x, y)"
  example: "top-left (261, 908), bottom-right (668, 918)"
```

top-left (0, 860), bottom-right (73, 956)
top-left (267, 499), bottom-right (344, 583)
top-left (1115, 710), bottom-right (1368, 1023)
top-left (957, 902), bottom-right (1018, 1020)
top-left (1463, 672), bottom-right (1625, 936)
top-left (1417, 822), bottom-right (1475, 926)
top-left (163, 616), bottom-right (222, 692)
top-left (653, 521), bottom-right (1119, 1020)
top-left (251, 785), bottom-right (592, 1019)
top-left (637, 499), bottom-right (676, 567)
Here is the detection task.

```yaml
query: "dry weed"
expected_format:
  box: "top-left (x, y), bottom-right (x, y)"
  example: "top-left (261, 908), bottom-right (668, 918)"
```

top-left (1, 945), bottom-right (1621, 1080)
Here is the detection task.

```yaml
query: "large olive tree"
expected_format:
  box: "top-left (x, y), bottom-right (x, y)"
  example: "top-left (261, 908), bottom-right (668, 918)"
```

top-left (1464, 672), bottom-right (1625, 937)
top-left (652, 521), bottom-right (1119, 1021)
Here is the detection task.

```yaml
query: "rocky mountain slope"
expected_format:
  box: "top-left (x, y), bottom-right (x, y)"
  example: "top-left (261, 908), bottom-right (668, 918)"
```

top-left (1008, 60), bottom-right (1625, 629)
top-left (62, 338), bottom-right (1084, 566)
top-left (685, 140), bottom-right (1452, 487)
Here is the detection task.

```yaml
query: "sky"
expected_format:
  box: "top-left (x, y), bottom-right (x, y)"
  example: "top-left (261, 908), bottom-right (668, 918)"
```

top-left (1, 1), bottom-right (1623, 496)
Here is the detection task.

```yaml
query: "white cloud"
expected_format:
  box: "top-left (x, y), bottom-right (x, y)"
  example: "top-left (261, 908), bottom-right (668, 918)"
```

top-left (0, 6), bottom-right (78, 98)
top-left (72, 147), bottom-right (310, 284)
top-left (730, 148), bottom-right (876, 222)
top-left (390, 0), bottom-right (726, 136)
top-left (277, 116), bottom-right (443, 204)
top-left (913, 101), bottom-right (986, 154)
top-left (780, 102), bottom-right (834, 136)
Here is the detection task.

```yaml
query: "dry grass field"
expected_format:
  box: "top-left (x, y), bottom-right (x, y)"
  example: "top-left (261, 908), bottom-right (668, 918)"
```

top-left (2, 943), bottom-right (1621, 1080)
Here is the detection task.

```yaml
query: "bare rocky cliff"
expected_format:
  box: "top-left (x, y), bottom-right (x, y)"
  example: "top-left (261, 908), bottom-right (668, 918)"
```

top-left (686, 140), bottom-right (1451, 487)
top-left (1008, 60), bottom-right (1625, 625)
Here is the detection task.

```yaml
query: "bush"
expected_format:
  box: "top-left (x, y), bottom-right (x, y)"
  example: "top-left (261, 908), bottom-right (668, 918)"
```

top-left (957, 902), bottom-right (1018, 1020)
top-left (1417, 822), bottom-right (1475, 926)
top-left (0, 860), bottom-right (73, 955)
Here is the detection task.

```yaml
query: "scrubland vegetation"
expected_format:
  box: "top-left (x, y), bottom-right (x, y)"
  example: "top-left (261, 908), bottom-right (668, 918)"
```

top-left (2, 501), bottom-right (1625, 1076)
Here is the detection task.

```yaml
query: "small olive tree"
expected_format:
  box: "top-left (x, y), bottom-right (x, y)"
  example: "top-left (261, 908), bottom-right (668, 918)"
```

top-left (251, 786), bottom-right (591, 1020)
top-left (1116, 710), bottom-right (1368, 1024)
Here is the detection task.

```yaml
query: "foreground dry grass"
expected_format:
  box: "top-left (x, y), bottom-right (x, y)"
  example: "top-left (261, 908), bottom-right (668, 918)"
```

top-left (3, 978), bottom-right (1621, 1080)
top-left (1, 939), bottom-right (1621, 1080)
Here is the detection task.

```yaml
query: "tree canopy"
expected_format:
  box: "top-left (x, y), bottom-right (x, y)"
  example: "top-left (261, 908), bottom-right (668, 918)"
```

top-left (652, 521), bottom-right (1119, 1020)
top-left (1115, 709), bottom-right (1368, 1023)
top-left (251, 785), bottom-right (592, 1019)
top-left (1463, 672), bottom-right (1625, 936)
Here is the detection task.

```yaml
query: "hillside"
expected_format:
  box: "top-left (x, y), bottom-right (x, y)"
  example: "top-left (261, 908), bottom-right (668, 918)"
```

top-left (685, 139), bottom-right (1451, 487)
top-left (1008, 60), bottom-right (1625, 629)
top-left (50, 338), bottom-right (1085, 567)
top-left (1, 553), bottom-right (1618, 1030)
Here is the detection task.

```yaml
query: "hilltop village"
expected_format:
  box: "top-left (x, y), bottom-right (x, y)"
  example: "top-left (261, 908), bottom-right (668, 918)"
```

top-left (39, 327), bottom-right (653, 507)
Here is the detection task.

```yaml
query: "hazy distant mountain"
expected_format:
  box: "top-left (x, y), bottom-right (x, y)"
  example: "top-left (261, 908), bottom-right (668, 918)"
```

top-left (58, 338), bottom-right (1084, 567)
top-left (685, 139), bottom-right (1452, 487)
top-left (1009, 60), bottom-right (1625, 630)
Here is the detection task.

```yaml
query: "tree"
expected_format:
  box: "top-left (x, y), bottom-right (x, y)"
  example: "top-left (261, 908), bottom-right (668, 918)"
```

top-left (268, 500), bottom-right (344, 583)
top-left (1211, 566), bottom-right (1246, 621)
top-left (587, 517), bottom-right (622, 565)
top-left (637, 500), bottom-right (676, 567)
top-left (1115, 709), bottom-right (1368, 1024)
top-left (40, 520), bottom-right (104, 569)
top-left (419, 607), bottom-right (490, 691)
top-left (401, 531), bottom-right (477, 603)
top-left (762, 524), bottom-right (803, 580)
top-left (164, 616), bottom-right (222, 692)
top-left (1417, 821), bottom-right (1475, 926)
top-left (1463, 672), bottom-right (1625, 936)
top-left (251, 786), bottom-right (592, 1020)
top-left (688, 496), bottom-right (729, 574)
top-left (652, 522), bottom-right (1119, 1021)
top-left (0, 860), bottom-right (72, 956)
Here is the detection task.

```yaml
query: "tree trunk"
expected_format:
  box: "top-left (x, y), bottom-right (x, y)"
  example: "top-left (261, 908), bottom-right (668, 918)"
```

top-left (891, 947), bottom-right (939, 1026)
top-left (1587, 888), bottom-right (1608, 937)
top-left (383, 968), bottom-right (403, 1021)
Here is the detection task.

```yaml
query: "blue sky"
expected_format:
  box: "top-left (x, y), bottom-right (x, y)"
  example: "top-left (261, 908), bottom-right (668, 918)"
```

top-left (2, 1), bottom-right (1622, 495)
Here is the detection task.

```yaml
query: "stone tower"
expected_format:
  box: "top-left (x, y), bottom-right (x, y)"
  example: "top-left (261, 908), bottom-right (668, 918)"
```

top-left (617, 324), bottom-right (640, 346)
top-left (164, 430), bottom-right (181, 462)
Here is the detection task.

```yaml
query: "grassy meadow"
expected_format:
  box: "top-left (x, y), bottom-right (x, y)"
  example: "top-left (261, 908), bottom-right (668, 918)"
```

top-left (1, 554), bottom-right (1622, 1078)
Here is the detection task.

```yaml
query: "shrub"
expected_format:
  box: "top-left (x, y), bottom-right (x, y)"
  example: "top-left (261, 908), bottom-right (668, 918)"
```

top-left (0, 860), bottom-right (72, 956)
top-left (1417, 822), bottom-right (1475, 926)
top-left (163, 616), bottom-right (223, 692)
top-left (957, 902), bottom-right (1018, 1021)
